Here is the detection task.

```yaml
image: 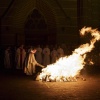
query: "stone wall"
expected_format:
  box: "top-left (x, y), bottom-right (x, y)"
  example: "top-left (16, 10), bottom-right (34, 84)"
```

top-left (1, 0), bottom-right (100, 46)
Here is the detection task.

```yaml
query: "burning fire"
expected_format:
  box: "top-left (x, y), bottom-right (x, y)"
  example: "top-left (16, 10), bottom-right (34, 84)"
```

top-left (37, 27), bottom-right (100, 82)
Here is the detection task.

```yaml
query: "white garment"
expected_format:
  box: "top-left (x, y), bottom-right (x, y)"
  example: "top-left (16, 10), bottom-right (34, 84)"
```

top-left (4, 49), bottom-right (11, 69)
top-left (51, 49), bottom-right (57, 64)
top-left (35, 47), bottom-right (43, 64)
top-left (43, 47), bottom-right (50, 66)
top-left (24, 53), bottom-right (37, 75)
top-left (57, 48), bottom-right (64, 59)
top-left (15, 48), bottom-right (26, 69)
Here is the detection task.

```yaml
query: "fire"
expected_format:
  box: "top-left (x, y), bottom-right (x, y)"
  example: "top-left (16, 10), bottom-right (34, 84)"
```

top-left (38, 27), bottom-right (100, 82)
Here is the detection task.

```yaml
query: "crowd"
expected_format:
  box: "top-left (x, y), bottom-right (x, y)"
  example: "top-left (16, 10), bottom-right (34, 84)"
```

top-left (0, 43), bottom-right (100, 76)
top-left (0, 44), bottom-right (70, 75)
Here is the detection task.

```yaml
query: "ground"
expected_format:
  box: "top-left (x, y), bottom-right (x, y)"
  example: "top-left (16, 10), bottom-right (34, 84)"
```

top-left (0, 69), bottom-right (100, 100)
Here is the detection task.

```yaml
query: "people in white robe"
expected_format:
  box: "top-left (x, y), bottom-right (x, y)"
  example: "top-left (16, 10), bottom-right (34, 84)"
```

top-left (57, 45), bottom-right (64, 59)
top-left (24, 47), bottom-right (44, 75)
top-left (50, 47), bottom-right (57, 64)
top-left (4, 46), bottom-right (12, 69)
top-left (42, 45), bottom-right (50, 67)
top-left (35, 45), bottom-right (43, 64)
top-left (24, 47), bottom-right (37, 75)
top-left (61, 43), bottom-right (67, 55)
top-left (15, 44), bottom-right (26, 69)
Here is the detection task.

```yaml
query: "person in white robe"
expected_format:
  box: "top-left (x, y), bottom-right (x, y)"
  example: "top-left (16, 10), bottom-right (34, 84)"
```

top-left (24, 47), bottom-right (44, 75)
top-left (24, 47), bottom-right (37, 75)
top-left (42, 45), bottom-right (50, 66)
top-left (15, 45), bottom-right (26, 69)
top-left (4, 46), bottom-right (12, 69)
top-left (35, 45), bottom-right (43, 64)
top-left (50, 47), bottom-right (57, 64)
top-left (57, 45), bottom-right (64, 59)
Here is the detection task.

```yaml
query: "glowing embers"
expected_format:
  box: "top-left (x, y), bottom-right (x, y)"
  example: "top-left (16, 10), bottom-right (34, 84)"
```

top-left (39, 74), bottom-right (78, 82)
top-left (37, 27), bottom-right (100, 82)
top-left (36, 72), bottom-right (86, 82)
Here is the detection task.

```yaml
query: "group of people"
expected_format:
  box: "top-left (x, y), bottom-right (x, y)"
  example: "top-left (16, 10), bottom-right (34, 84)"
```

top-left (3, 44), bottom-right (66, 76)
top-left (3, 43), bottom-right (100, 77)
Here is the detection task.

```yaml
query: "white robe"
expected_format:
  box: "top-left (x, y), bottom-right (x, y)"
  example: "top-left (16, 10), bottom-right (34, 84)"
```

top-left (24, 53), bottom-right (37, 75)
top-left (43, 47), bottom-right (50, 66)
top-left (51, 49), bottom-right (57, 64)
top-left (4, 49), bottom-right (11, 69)
top-left (35, 47), bottom-right (43, 64)
top-left (57, 48), bottom-right (64, 59)
top-left (15, 48), bottom-right (26, 69)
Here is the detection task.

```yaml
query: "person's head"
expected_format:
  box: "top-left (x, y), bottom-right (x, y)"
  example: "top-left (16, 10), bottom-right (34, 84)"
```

top-left (19, 44), bottom-right (24, 49)
top-left (30, 47), bottom-right (37, 53)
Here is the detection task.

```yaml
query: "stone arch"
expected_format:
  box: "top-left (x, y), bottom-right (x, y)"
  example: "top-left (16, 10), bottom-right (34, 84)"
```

top-left (25, 9), bottom-right (48, 45)
top-left (1, 0), bottom-right (57, 46)
top-left (24, 1), bottom-right (57, 46)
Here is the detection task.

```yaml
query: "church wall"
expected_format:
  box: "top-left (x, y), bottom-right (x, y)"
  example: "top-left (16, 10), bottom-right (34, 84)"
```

top-left (55, 0), bottom-right (79, 45)
top-left (1, 0), bottom-right (57, 46)
top-left (80, 0), bottom-right (100, 44)
top-left (1, 0), bottom-right (100, 46)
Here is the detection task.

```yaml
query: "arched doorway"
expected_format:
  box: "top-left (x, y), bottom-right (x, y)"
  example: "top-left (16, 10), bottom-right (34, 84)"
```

top-left (24, 9), bottom-right (50, 46)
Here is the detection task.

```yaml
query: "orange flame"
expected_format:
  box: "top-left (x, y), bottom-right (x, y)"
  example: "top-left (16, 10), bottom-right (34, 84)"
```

top-left (39, 27), bottom-right (100, 81)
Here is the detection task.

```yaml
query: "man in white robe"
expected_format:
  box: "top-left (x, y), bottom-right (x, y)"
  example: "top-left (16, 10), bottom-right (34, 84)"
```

top-left (50, 47), bottom-right (57, 64)
top-left (57, 45), bottom-right (64, 59)
top-left (24, 48), bottom-right (37, 75)
top-left (15, 45), bottom-right (26, 69)
top-left (43, 45), bottom-right (50, 66)
top-left (24, 47), bottom-right (44, 75)
top-left (4, 46), bottom-right (12, 69)
top-left (35, 45), bottom-right (43, 64)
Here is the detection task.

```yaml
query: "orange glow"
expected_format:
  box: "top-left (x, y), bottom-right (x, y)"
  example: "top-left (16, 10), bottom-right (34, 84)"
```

top-left (38, 27), bottom-right (100, 81)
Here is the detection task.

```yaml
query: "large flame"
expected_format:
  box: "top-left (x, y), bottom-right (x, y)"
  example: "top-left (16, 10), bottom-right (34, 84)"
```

top-left (38, 27), bottom-right (100, 81)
